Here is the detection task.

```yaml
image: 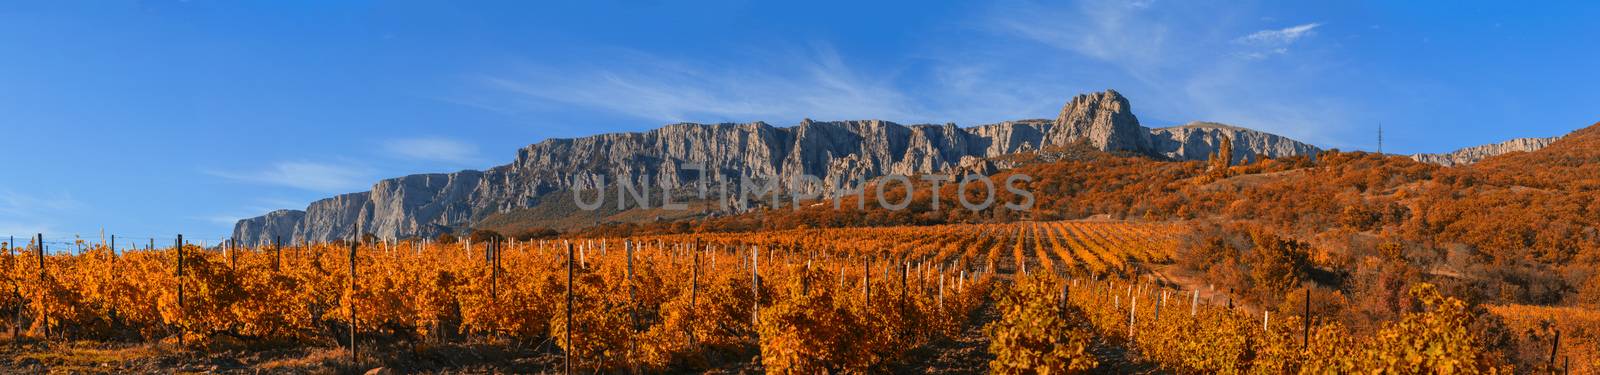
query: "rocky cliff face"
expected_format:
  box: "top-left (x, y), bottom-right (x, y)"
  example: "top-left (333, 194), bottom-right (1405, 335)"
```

top-left (232, 209), bottom-right (303, 246)
top-left (233, 90), bottom-right (1322, 245)
top-left (1409, 137), bottom-right (1561, 167)
top-left (1051, 90), bottom-right (1151, 153)
top-left (1150, 122), bottom-right (1322, 164)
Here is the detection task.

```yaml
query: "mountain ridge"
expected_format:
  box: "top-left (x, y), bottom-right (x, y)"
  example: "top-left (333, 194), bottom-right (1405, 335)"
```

top-left (1409, 136), bottom-right (1561, 167)
top-left (232, 90), bottom-right (1322, 245)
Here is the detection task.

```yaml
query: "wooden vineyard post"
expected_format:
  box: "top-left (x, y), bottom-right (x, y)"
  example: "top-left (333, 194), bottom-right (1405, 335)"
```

top-left (1153, 290), bottom-right (1162, 322)
top-left (490, 239), bottom-right (498, 302)
top-left (800, 250), bottom-right (810, 296)
top-left (1303, 287), bottom-right (1311, 349)
top-left (1128, 291), bottom-right (1137, 339)
top-left (1060, 282), bottom-right (1069, 312)
top-left (1550, 329), bottom-right (1561, 372)
top-left (174, 234), bottom-right (182, 347)
top-left (688, 241), bottom-right (699, 347)
top-left (899, 258), bottom-right (907, 306)
top-left (274, 236), bottom-right (282, 272)
top-left (751, 246), bottom-right (760, 326)
top-left (1190, 289), bottom-right (1198, 317)
top-left (1263, 311), bottom-right (1269, 332)
top-left (7, 236), bottom-right (14, 346)
top-left (565, 242), bottom-right (574, 375)
top-left (626, 240), bottom-right (637, 373)
top-left (36, 233), bottom-right (49, 340)
top-left (958, 270), bottom-right (964, 294)
top-left (348, 239), bottom-right (358, 365)
top-left (863, 256), bottom-right (871, 304)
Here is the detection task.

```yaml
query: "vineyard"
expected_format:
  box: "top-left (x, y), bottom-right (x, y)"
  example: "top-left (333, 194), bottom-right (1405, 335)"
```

top-left (0, 221), bottom-right (1554, 373)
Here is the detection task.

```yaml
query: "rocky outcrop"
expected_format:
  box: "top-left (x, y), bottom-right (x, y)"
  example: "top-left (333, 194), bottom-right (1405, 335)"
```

top-left (1150, 122), bottom-right (1322, 164)
top-left (1051, 90), bottom-right (1150, 153)
top-left (231, 209), bottom-right (304, 246)
top-left (1410, 137), bottom-right (1560, 167)
top-left (232, 90), bottom-right (1323, 246)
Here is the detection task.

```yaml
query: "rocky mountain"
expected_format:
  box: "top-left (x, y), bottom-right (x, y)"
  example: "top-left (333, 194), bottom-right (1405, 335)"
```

top-left (232, 89), bottom-right (1322, 246)
top-left (1151, 122), bottom-right (1322, 164)
top-left (1409, 137), bottom-right (1561, 167)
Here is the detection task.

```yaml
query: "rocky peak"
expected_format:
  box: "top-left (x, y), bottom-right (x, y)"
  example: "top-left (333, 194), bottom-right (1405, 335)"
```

top-left (1050, 89), bottom-right (1149, 152)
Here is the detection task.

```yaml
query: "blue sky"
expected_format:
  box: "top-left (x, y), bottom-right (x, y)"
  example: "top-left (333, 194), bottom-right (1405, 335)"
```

top-left (3, 0), bottom-right (1598, 244)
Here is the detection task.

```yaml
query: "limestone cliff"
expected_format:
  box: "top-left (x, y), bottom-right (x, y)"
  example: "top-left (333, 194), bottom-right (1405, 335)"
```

top-left (1410, 137), bottom-right (1560, 167)
top-left (232, 90), bottom-right (1322, 245)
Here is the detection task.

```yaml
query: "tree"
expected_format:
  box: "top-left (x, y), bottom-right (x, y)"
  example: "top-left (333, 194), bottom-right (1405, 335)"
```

top-left (468, 229), bottom-right (504, 244)
top-left (1215, 134), bottom-right (1234, 170)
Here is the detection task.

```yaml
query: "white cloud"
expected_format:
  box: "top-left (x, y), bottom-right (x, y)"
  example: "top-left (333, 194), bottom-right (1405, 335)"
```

top-left (980, 1), bottom-right (1350, 145)
top-left (381, 137), bottom-right (482, 164)
top-left (208, 161), bottom-right (372, 192)
top-left (990, 0), bottom-right (1170, 83)
top-left (200, 215), bottom-right (247, 226)
top-left (1236, 23), bottom-right (1322, 46)
top-left (472, 44), bottom-right (924, 125)
top-left (457, 0), bottom-right (1353, 148)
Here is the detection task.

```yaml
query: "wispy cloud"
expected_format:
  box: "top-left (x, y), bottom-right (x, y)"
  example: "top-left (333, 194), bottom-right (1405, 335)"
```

top-left (208, 161), bottom-right (372, 192)
top-left (381, 137), bottom-right (482, 165)
top-left (0, 190), bottom-right (79, 237)
top-left (989, 0), bottom-right (1170, 83)
top-left (199, 215), bottom-right (247, 226)
top-left (980, 1), bottom-right (1348, 145)
top-left (1235, 23), bottom-right (1322, 59)
top-left (471, 44), bottom-right (923, 125)
top-left (1237, 23), bottom-right (1322, 46)
top-left (458, 0), bottom-right (1352, 147)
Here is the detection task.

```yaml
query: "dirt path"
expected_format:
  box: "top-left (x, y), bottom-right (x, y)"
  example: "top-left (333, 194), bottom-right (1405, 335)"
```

top-left (899, 296), bottom-right (998, 374)
top-left (1086, 334), bottom-right (1165, 374)
top-left (1146, 263), bottom-right (1258, 314)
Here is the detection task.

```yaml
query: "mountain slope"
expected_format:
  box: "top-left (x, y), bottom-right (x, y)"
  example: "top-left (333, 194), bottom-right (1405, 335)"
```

top-left (232, 90), bottom-right (1322, 245)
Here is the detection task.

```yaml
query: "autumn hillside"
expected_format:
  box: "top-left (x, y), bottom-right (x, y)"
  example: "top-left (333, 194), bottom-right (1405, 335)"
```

top-left (587, 122), bottom-right (1600, 309)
